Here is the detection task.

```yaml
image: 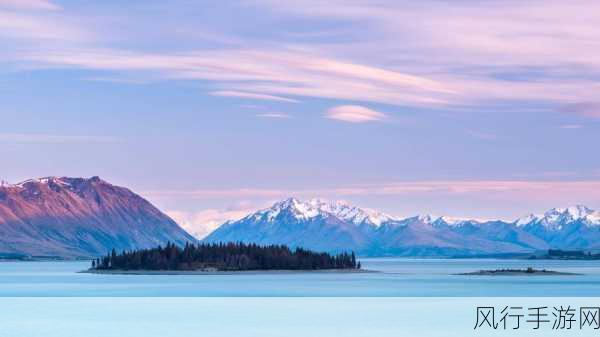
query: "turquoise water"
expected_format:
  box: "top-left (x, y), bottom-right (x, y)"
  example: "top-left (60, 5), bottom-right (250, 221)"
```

top-left (3, 259), bottom-right (600, 336)
top-left (1, 258), bottom-right (599, 296)
top-left (7, 298), bottom-right (600, 337)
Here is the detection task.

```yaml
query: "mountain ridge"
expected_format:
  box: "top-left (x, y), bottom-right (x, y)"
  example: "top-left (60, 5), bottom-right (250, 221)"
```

top-left (204, 198), bottom-right (600, 256)
top-left (0, 176), bottom-right (196, 258)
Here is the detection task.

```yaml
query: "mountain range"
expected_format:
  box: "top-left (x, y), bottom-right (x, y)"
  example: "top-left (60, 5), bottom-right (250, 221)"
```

top-left (2, 176), bottom-right (599, 258)
top-left (204, 198), bottom-right (600, 256)
top-left (0, 176), bottom-right (195, 258)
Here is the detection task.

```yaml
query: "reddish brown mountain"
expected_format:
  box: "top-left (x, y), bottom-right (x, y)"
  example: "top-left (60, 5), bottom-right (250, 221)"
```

top-left (0, 176), bottom-right (196, 258)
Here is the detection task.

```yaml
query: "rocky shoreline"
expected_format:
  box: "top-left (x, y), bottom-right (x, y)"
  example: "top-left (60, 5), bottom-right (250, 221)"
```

top-left (82, 268), bottom-right (377, 275)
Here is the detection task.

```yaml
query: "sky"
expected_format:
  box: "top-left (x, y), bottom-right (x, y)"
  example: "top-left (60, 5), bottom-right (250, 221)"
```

top-left (1, 0), bottom-right (599, 238)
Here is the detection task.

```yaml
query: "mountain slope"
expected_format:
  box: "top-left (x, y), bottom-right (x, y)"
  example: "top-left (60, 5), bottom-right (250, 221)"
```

top-left (205, 198), bottom-right (600, 256)
top-left (204, 198), bottom-right (389, 253)
top-left (517, 206), bottom-right (600, 249)
top-left (0, 176), bottom-right (196, 258)
top-left (369, 217), bottom-right (546, 256)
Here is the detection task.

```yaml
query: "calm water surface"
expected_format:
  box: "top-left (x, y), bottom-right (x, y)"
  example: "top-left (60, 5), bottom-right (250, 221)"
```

top-left (1, 258), bottom-right (599, 296)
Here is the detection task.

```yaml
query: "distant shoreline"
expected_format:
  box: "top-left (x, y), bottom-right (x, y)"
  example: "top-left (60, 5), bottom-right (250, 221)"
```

top-left (82, 268), bottom-right (377, 275)
top-left (456, 269), bottom-right (580, 276)
top-left (0, 257), bottom-right (88, 262)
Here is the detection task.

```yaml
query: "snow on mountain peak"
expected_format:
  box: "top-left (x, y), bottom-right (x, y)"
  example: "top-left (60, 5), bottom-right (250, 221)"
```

top-left (437, 216), bottom-right (475, 226)
top-left (410, 214), bottom-right (474, 227)
top-left (253, 198), bottom-right (396, 226)
top-left (516, 205), bottom-right (600, 228)
top-left (515, 213), bottom-right (540, 227)
top-left (14, 176), bottom-right (72, 188)
top-left (545, 205), bottom-right (594, 219)
top-left (307, 198), bottom-right (396, 226)
top-left (257, 197), bottom-right (317, 221)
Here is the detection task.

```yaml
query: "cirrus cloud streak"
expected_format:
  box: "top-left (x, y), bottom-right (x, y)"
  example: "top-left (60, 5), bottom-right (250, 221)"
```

top-left (0, 0), bottom-right (59, 10)
top-left (209, 90), bottom-right (299, 103)
top-left (144, 180), bottom-right (600, 200)
top-left (6, 1), bottom-right (600, 117)
top-left (326, 105), bottom-right (387, 123)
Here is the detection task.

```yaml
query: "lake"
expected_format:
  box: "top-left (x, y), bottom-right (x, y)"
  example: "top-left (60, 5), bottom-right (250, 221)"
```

top-left (1, 258), bottom-right (599, 296)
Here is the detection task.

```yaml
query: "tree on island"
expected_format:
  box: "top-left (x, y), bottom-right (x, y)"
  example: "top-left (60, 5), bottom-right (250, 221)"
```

top-left (91, 242), bottom-right (361, 271)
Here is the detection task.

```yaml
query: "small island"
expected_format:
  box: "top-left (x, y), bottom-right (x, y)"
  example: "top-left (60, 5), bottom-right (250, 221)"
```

top-left (87, 242), bottom-right (362, 274)
top-left (457, 267), bottom-right (579, 276)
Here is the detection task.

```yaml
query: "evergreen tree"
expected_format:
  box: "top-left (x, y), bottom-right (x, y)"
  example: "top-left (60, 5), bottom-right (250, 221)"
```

top-left (90, 242), bottom-right (359, 271)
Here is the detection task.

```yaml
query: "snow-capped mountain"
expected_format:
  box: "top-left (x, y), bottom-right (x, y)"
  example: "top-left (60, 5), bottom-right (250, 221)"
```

top-left (516, 205), bottom-right (600, 229)
top-left (205, 198), bottom-right (393, 253)
top-left (514, 205), bottom-right (600, 250)
top-left (0, 176), bottom-right (196, 258)
top-left (204, 199), bottom-right (600, 256)
top-left (242, 198), bottom-right (396, 226)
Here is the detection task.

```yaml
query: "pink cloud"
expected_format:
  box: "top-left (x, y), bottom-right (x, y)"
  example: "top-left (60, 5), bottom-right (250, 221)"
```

top-left (256, 1), bottom-right (600, 112)
top-left (560, 124), bottom-right (584, 129)
top-left (8, 1), bottom-right (600, 114)
top-left (0, 12), bottom-right (82, 40)
top-left (0, 0), bottom-right (59, 10)
top-left (143, 180), bottom-right (600, 199)
top-left (148, 180), bottom-right (600, 223)
top-left (326, 105), bottom-right (387, 123)
top-left (209, 90), bottom-right (299, 103)
top-left (256, 112), bottom-right (292, 119)
top-left (22, 49), bottom-right (454, 108)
